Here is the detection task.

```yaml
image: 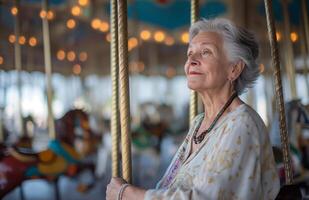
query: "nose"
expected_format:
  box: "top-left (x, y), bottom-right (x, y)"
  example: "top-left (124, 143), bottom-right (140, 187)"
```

top-left (190, 59), bottom-right (199, 66)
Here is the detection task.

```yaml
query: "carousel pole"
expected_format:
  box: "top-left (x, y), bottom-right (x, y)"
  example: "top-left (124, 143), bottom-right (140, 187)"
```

top-left (301, 0), bottom-right (309, 95)
top-left (282, 0), bottom-right (298, 99)
top-left (117, 0), bottom-right (132, 183)
top-left (264, 0), bottom-right (293, 184)
top-left (41, 0), bottom-right (56, 139)
top-left (0, 72), bottom-right (4, 142)
top-left (13, 0), bottom-right (24, 137)
top-left (110, 0), bottom-right (120, 177)
top-left (189, 0), bottom-right (199, 124)
top-left (300, 27), bottom-right (309, 95)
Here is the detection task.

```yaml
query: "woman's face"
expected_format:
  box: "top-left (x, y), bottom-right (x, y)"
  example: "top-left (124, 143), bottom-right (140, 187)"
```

top-left (184, 31), bottom-right (232, 93)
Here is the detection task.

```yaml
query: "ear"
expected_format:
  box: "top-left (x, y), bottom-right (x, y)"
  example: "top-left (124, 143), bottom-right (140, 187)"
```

top-left (229, 60), bottom-right (245, 81)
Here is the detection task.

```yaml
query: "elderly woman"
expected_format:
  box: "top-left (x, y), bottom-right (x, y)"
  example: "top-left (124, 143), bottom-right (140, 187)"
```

top-left (106, 18), bottom-right (280, 200)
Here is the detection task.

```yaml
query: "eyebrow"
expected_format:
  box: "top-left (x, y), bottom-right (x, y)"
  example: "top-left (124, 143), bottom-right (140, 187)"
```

top-left (188, 42), bottom-right (219, 51)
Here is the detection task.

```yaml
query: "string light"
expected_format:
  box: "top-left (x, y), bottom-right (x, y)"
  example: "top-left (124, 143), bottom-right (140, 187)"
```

top-left (99, 21), bottom-right (109, 32)
top-left (276, 32), bottom-right (281, 42)
top-left (18, 36), bottom-right (26, 45)
top-left (71, 6), bottom-right (81, 16)
top-left (140, 30), bottom-right (151, 41)
top-left (79, 52), bottom-right (88, 62)
top-left (67, 51), bottom-right (76, 61)
top-left (57, 50), bottom-right (66, 60)
top-left (128, 37), bottom-right (138, 51)
top-left (66, 19), bottom-right (76, 29)
top-left (154, 31), bottom-right (165, 42)
top-left (165, 36), bottom-right (175, 46)
top-left (91, 18), bottom-right (101, 29)
top-left (73, 64), bottom-right (81, 75)
top-left (181, 32), bottom-right (189, 44)
top-left (0, 56), bottom-right (4, 65)
top-left (78, 0), bottom-right (89, 7)
top-left (290, 32), bottom-right (298, 42)
top-left (11, 7), bottom-right (18, 16)
top-left (40, 10), bottom-right (47, 19)
top-left (47, 10), bottom-right (55, 20)
top-left (29, 37), bottom-right (37, 47)
top-left (8, 34), bottom-right (16, 43)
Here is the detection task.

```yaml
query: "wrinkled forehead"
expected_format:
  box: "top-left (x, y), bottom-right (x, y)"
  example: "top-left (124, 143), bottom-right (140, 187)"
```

top-left (188, 31), bottom-right (223, 50)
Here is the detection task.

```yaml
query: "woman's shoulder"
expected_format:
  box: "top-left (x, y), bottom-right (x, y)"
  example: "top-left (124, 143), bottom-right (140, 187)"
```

top-left (239, 104), bottom-right (267, 130)
top-left (225, 104), bottom-right (268, 142)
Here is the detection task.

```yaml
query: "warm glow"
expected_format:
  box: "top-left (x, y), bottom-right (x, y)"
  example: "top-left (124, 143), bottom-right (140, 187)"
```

top-left (99, 21), bottom-right (109, 32)
top-left (91, 18), bottom-right (101, 29)
top-left (73, 64), bottom-right (82, 75)
top-left (40, 10), bottom-right (47, 19)
top-left (140, 30), bottom-right (151, 41)
top-left (276, 32), bottom-right (281, 42)
top-left (47, 11), bottom-right (55, 20)
top-left (128, 37), bottom-right (138, 50)
top-left (67, 51), bottom-right (76, 61)
top-left (129, 62), bottom-right (138, 72)
top-left (106, 34), bottom-right (111, 42)
top-left (0, 56), bottom-right (3, 65)
top-left (78, 0), bottom-right (89, 6)
top-left (154, 31), bottom-right (165, 42)
top-left (137, 61), bottom-right (145, 72)
top-left (166, 67), bottom-right (176, 78)
top-left (71, 6), bottom-right (81, 16)
top-left (66, 19), bottom-right (76, 29)
top-left (11, 7), bottom-right (18, 16)
top-left (129, 61), bottom-right (145, 73)
top-left (57, 50), bottom-right (66, 61)
top-left (8, 34), bottom-right (16, 43)
top-left (79, 52), bottom-right (88, 62)
top-left (181, 32), bottom-right (189, 44)
top-left (165, 36), bottom-right (175, 46)
top-left (290, 32), bottom-right (298, 42)
top-left (19, 36), bottom-right (26, 45)
top-left (29, 37), bottom-right (37, 47)
top-left (259, 63), bottom-right (265, 73)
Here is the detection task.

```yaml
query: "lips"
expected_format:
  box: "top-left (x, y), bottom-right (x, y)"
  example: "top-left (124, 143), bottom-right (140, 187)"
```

top-left (189, 71), bottom-right (203, 75)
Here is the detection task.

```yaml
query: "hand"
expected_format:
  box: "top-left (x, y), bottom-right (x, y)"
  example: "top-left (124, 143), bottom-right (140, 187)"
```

top-left (106, 177), bottom-right (127, 200)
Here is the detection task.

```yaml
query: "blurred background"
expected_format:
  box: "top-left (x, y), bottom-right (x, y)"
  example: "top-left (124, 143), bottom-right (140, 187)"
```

top-left (1, 0), bottom-right (309, 199)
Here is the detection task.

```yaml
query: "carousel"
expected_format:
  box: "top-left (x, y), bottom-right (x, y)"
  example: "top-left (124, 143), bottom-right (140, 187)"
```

top-left (0, 0), bottom-right (309, 199)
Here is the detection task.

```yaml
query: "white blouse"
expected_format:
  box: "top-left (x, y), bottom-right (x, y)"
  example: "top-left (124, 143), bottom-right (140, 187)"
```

top-left (145, 104), bottom-right (280, 200)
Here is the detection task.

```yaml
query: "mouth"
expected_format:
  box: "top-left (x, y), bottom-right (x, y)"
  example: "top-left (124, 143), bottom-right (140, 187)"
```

top-left (188, 71), bottom-right (203, 75)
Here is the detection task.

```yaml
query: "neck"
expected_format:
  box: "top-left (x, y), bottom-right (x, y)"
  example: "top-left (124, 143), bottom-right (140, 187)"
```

top-left (199, 86), bottom-right (240, 120)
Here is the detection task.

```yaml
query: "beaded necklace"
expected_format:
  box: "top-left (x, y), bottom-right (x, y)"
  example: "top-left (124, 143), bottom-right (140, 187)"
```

top-left (193, 92), bottom-right (238, 144)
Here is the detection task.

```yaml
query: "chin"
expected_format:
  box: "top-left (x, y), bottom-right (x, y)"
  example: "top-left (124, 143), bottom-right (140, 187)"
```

top-left (187, 81), bottom-right (202, 91)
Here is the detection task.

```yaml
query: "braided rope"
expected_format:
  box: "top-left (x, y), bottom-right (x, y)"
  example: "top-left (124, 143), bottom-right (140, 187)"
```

top-left (110, 0), bottom-right (120, 178)
top-left (118, 0), bottom-right (132, 183)
top-left (264, 0), bottom-right (293, 184)
top-left (189, 0), bottom-right (199, 124)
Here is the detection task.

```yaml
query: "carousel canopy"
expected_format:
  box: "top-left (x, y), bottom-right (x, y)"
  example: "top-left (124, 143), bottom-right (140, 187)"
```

top-left (0, 0), bottom-right (308, 76)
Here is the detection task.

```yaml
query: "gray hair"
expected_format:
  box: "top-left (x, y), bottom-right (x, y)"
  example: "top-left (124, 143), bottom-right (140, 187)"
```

top-left (189, 18), bottom-right (260, 94)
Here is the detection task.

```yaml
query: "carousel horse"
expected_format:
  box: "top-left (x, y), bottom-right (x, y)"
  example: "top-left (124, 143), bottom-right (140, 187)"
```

top-left (0, 109), bottom-right (99, 199)
top-left (132, 103), bottom-right (170, 152)
top-left (270, 99), bottom-right (309, 185)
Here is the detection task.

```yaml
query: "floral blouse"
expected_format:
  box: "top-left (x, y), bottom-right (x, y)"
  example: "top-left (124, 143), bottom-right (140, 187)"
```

top-left (144, 104), bottom-right (280, 200)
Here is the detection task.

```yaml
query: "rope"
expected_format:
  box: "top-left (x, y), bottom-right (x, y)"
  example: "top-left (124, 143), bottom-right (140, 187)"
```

top-left (264, 0), bottom-right (293, 184)
top-left (118, 0), bottom-right (132, 183)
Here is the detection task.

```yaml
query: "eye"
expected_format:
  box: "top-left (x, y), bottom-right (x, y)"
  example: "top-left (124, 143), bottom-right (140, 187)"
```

top-left (201, 49), bottom-right (211, 56)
